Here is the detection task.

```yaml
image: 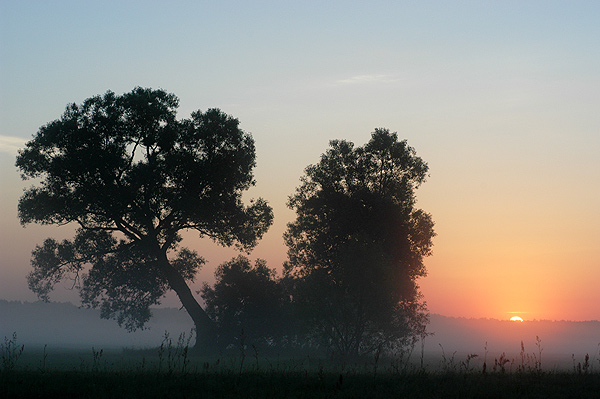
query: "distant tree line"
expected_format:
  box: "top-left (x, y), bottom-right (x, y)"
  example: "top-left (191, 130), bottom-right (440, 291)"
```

top-left (17, 88), bottom-right (434, 357)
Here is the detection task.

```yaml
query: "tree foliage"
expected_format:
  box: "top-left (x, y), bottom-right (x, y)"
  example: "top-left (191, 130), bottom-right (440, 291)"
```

top-left (16, 88), bottom-right (273, 348)
top-left (201, 256), bottom-right (291, 348)
top-left (284, 129), bottom-right (435, 356)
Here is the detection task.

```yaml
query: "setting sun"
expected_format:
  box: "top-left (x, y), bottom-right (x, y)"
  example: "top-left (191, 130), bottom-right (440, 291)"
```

top-left (510, 316), bottom-right (524, 322)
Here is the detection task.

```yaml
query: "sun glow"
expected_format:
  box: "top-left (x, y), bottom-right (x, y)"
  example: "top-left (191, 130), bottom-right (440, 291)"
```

top-left (510, 316), bottom-right (524, 322)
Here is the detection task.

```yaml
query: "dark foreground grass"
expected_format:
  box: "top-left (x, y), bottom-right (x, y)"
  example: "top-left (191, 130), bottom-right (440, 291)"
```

top-left (2, 369), bottom-right (600, 398)
top-left (3, 333), bottom-right (600, 398)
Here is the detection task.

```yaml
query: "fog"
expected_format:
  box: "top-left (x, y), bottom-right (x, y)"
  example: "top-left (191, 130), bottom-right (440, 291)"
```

top-left (2, 300), bottom-right (598, 369)
top-left (426, 314), bottom-right (600, 366)
top-left (0, 300), bottom-right (193, 349)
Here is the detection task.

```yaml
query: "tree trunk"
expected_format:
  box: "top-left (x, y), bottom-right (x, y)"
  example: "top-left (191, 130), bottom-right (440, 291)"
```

top-left (156, 252), bottom-right (219, 352)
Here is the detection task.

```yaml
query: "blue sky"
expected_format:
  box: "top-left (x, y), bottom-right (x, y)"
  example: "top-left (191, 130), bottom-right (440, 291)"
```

top-left (1, 1), bottom-right (599, 320)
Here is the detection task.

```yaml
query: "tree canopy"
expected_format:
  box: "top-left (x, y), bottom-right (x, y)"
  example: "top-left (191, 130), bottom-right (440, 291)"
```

top-left (201, 256), bottom-right (291, 349)
top-left (16, 88), bottom-right (273, 350)
top-left (284, 129), bottom-right (435, 356)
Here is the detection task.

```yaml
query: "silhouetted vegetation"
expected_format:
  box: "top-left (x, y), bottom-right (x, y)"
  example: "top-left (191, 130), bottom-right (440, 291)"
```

top-left (283, 130), bottom-right (435, 356)
top-left (2, 333), bottom-right (599, 398)
top-left (15, 88), bottom-right (273, 350)
top-left (15, 97), bottom-right (438, 359)
top-left (200, 256), bottom-right (294, 350)
top-left (195, 130), bottom-right (436, 356)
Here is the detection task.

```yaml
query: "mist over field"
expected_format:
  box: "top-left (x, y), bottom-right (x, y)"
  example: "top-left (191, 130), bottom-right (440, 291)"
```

top-left (426, 314), bottom-right (600, 365)
top-left (2, 300), bottom-right (598, 369)
top-left (0, 300), bottom-right (193, 349)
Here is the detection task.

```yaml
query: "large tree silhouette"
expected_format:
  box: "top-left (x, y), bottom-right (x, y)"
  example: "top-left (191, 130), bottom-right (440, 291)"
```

top-left (16, 88), bottom-right (273, 350)
top-left (284, 129), bottom-right (434, 356)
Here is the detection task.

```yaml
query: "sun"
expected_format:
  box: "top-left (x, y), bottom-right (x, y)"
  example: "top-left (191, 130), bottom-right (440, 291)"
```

top-left (510, 316), bottom-right (524, 322)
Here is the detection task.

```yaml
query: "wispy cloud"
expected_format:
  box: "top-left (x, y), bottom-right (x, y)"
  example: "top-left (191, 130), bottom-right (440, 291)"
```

top-left (0, 135), bottom-right (26, 154)
top-left (335, 74), bottom-right (398, 85)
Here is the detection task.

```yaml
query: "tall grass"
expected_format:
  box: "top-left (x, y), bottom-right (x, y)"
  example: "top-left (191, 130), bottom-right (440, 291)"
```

top-left (1, 332), bottom-right (24, 372)
top-left (2, 332), bottom-right (600, 398)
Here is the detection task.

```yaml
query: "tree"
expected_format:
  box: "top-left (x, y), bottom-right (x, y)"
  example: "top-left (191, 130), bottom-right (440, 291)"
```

top-left (284, 129), bottom-right (435, 356)
top-left (16, 88), bottom-right (273, 351)
top-left (201, 256), bottom-right (291, 349)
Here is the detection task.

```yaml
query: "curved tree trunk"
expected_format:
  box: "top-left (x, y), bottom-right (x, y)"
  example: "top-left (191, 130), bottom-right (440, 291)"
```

top-left (156, 253), bottom-right (219, 352)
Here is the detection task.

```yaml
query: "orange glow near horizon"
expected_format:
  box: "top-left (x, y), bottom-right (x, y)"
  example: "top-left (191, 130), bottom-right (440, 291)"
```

top-left (414, 181), bottom-right (600, 323)
top-left (510, 316), bottom-right (524, 322)
top-left (418, 232), bottom-right (599, 322)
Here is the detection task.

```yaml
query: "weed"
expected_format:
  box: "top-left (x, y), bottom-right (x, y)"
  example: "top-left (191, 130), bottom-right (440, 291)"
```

top-left (389, 339), bottom-right (416, 374)
top-left (1, 336), bottom-right (600, 398)
top-left (574, 353), bottom-right (591, 375)
top-left (317, 362), bottom-right (324, 383)
top-left (518, 340), bottom-right (525, 372)
top-left (238, 329), bottom-right (246, 376)
top-left (38, 344), bottom-right (48, 373)
top-left (252, 344), bottom-right (259, 371)
top-left (137, 356), bottom-right (147, 373)
top-left (157, 330), bottom-right (193, 374)
top-left (439, 344), bottom-right (457, 373)
top-left (1, 332), bottom-right (24, 372)
top-left (534, 335), bottom-right (543, 372)
top-left (584, 353), bottom-right (590, 374)
top-left (516, 340), bottom-right (539, 373)
top-left (493, 353), bottom-right (510, 373)
top-left (482, 341), bottom-right (488, 374)
top-left (373, 343), bottom-right (382, 378)
top-left (419, 333), bottom-right (427, 370)
top-left (91, 347), bottom-right (104, 373)
top-left (460, 354), bottom-right (479, 373)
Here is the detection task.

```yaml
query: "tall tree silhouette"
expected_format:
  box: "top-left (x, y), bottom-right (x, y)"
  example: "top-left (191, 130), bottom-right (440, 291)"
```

top-left (284, 129), bottom-right (434, 356)
top-left (16, 88), bottom-right (273, 350)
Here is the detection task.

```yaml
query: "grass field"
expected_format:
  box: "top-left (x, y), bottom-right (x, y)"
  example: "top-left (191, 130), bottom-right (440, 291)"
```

top-left (2, 333), bottom-right (600, 398)
top-left (3, 369), bottom-right (600, 398)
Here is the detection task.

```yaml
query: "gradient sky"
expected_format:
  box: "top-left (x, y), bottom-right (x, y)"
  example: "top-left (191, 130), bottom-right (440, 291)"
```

top-left (1, 1), bottom-right (599, 322)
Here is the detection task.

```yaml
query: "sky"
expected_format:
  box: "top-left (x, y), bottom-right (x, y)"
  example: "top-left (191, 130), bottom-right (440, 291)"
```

top-left (1, 1), bottom-right (599, 322)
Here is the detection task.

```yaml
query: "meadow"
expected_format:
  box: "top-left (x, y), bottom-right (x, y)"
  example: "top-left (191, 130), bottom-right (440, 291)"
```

top-left (2, 332), bottom-right (599, 398)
